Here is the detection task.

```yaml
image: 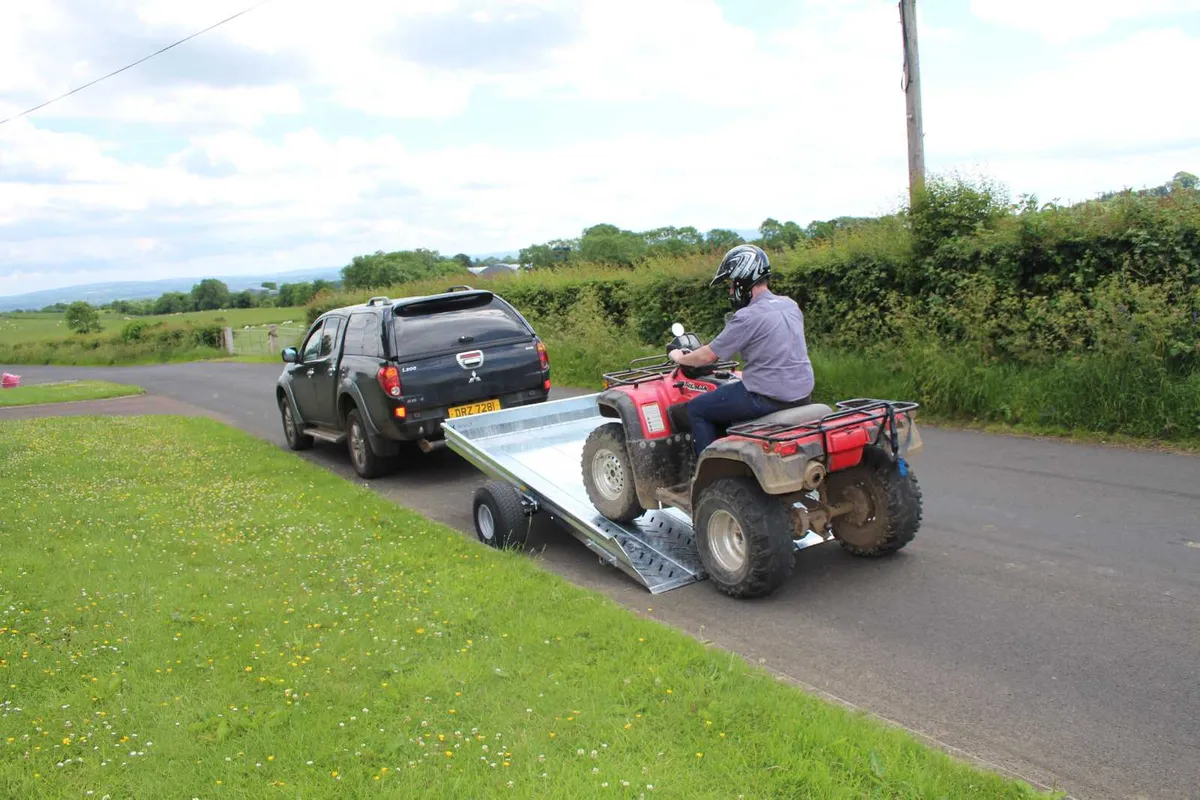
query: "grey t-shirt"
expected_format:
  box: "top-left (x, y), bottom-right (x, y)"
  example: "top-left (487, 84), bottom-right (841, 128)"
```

top-left (709, 289), bottom-right (815, 403)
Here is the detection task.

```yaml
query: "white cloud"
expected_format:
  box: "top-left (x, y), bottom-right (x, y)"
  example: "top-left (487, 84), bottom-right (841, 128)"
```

top-left (970, 0), bottom-right (1200, 43)
top-left (0, 0), bottom-right (1197, 296)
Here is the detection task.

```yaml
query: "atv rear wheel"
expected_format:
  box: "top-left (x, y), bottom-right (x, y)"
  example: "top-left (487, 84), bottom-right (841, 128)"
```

top-left (825, 446), bottom-right (922, 557)
top-left (581, 422), bottom-right (644, 523)
top-left (694, 477), bottom-right (794, 599)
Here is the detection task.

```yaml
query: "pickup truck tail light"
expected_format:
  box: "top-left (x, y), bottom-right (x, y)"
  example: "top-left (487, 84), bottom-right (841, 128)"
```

top-left (377, 365), bottom-right (402, 398)
top-left (536, 340), bottom-right (551, 391)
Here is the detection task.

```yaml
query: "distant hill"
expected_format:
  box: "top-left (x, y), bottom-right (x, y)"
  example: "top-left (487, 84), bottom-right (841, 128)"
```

top-left (0, 233), bottom-right (761, 312)
top-left (0, 267), bottom-right (343, 312)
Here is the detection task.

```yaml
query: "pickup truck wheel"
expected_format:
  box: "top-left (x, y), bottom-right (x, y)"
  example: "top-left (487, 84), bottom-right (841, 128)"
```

top-left (472, 480), bottom-right (529, 549)
top-left (279, 396), bottom-right (313, 451)
top-left (581, 422), bottom-right (644, 523)
top-left (346, 409), bottom-right (387, 479)
top-left (695, 477), bottom-right (794, 599)
top-left (826, 446), bottom-right (922, 557)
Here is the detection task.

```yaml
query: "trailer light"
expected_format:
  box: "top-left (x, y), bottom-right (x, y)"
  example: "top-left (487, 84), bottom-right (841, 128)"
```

top-left (394, 406), bottom-right (407, 419)
top-left (640, 403), bottom-right (665, 435)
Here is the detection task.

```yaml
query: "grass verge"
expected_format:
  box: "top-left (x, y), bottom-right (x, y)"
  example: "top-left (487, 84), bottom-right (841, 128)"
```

top-left (0, 416), bottom-right (1052, 799)
top-left (0, 380), bottom-right (143, 407)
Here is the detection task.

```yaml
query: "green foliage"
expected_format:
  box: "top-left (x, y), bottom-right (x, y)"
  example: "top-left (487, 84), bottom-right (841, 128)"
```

top-left (340, 249), bottom-right (465, 289)
top-left (63, 301), bottom-right (102, 334)
top-left (191, 278), bottom-right (231, 311)
top-left (307, 172), bottom-right (1200, 442)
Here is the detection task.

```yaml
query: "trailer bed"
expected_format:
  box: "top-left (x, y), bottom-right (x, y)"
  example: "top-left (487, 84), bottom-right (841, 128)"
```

top-left (443, 394), bottom-right (707, 593)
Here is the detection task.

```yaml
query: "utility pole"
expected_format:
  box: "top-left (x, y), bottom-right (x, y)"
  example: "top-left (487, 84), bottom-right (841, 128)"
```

top-left (899, 0), bottom-right (925, 205)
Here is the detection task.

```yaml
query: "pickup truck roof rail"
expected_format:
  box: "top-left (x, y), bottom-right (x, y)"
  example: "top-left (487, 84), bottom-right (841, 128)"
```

top-left (446, 285), bottom-right (474, 292)
top-left (365, 296), bottom-right (391, 306)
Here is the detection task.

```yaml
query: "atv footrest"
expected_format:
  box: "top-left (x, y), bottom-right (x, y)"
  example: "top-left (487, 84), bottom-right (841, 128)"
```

top-left (654, 484), bottom-right (692, 516)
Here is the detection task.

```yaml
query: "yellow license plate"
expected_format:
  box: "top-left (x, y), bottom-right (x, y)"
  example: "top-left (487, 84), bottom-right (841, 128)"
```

top-left (448, 399), bottom-right (501, 418)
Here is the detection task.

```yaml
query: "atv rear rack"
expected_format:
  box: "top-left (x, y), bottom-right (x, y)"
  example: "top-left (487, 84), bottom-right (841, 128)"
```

top-left (728, 398), bottom-right (920, 455)
top-left (602, 355), bottom-right (740, 388)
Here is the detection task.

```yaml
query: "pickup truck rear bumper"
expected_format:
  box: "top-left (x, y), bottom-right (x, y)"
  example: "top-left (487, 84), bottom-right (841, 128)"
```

top-left (375, 385), bottom-right (551, 445)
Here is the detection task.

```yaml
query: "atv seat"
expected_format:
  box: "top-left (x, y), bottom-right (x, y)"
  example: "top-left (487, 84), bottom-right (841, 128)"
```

top-left (747, 402), bottom-right (833, 428)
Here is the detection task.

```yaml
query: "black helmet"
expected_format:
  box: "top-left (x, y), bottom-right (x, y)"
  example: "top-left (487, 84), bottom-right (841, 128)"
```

top-left (711, 244), bottom-right (770, 309)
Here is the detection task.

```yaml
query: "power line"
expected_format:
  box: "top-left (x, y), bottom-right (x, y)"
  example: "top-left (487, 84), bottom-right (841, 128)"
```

top-left (0, 0), bottom-right (272, 128)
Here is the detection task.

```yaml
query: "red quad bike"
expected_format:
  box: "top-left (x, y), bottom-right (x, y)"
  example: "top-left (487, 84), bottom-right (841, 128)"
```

top-left (580, 323), bottom-right (925, 599)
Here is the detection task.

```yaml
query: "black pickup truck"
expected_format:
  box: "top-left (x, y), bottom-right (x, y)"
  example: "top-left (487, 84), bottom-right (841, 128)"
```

top-left (276, 286), bottom-right (551, 478)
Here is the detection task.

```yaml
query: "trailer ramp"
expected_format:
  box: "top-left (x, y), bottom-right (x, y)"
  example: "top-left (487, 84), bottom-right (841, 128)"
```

top-left (443, 395), bottom-right (706, 593)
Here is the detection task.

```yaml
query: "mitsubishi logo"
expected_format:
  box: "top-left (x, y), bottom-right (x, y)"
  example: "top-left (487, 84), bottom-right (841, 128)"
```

top-left (468, 370), bottom-right (481, 384)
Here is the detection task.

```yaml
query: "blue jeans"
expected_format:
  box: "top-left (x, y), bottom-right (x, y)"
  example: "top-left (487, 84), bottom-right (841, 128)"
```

top-left (686, 382), bottom-right (802, 455)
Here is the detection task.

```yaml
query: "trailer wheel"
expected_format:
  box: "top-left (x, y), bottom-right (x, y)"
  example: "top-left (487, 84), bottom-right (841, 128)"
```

top-left (473, 480), bottom-right (530, 550)
top-left (825, 446), bottom-right (922, 557)
top-left (581, 422), bottom-right (644, 523)
top-left (694, 477), bottom-right (794, 599)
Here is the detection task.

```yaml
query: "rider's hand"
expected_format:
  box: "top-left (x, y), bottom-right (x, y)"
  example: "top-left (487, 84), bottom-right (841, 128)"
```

top-left (668, 349), bottom-right (684, 364)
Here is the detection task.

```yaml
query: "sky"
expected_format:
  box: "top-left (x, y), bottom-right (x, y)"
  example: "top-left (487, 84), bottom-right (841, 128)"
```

top-left (1, 0), bottom-right (1198, 297)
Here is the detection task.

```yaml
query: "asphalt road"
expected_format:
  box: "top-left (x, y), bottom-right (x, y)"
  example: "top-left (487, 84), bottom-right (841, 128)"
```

top-left (4, 362), bottom-right (1199, 799)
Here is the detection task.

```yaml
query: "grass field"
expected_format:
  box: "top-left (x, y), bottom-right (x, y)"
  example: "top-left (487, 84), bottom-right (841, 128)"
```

top-left (0, 380), bottom-right (143, 407)
top-left (0, 416), bottom-right (1053, 799)
top-left (0, 307), bottom-right (306, 345)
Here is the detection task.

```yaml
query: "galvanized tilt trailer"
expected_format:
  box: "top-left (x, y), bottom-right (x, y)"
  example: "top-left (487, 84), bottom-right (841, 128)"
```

top-left (442, 394), bottom-right (838, 594)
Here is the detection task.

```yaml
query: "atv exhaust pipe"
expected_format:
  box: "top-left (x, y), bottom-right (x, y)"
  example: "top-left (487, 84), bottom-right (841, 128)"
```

top-left (802, 460), bottom-right (827, 490)
top-left (418, 438), bottom-right (446, 453)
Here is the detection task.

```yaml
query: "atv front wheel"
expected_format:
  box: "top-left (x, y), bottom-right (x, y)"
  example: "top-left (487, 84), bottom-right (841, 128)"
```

top-left (825, 446), bottom-right (922, 557)
top-left (694, 477), bottom-right (794, 599)
top-left (581, 422), bottom-right (644, 523)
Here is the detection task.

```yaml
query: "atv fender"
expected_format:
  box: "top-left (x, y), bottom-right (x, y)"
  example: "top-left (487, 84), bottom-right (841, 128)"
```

top-left (690, 436), bottom-right (825, 510)
top-left (597, 389), bottom-right (690, 511)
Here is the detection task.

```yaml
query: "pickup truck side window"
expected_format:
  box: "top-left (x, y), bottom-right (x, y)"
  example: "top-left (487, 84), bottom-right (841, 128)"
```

top-left (301, 320), bottom-right (326, 362)
top-left (344, 312), bottom-right (380, 358)
top-left (319, 317), bottom-right (344, 358)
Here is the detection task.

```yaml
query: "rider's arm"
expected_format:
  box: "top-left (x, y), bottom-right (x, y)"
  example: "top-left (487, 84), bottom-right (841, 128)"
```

top-left (669, 345), bottom-right (718, 367)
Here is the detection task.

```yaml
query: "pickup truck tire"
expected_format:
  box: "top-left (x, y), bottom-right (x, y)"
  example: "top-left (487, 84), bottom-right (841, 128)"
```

top-left (346, 408), bottom-right (387, 479)
top-left (581, 422), bottom-right (645, 523)
top-left (279, 396), bottom-right (313, 451)
top-left (473, 480), bottom-right (529, 549)
top-left (694, 476), bottom-right (794, 599)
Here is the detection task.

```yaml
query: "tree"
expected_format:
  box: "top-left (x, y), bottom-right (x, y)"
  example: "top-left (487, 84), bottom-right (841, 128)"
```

top-left (230, 290), bottom-right (255, 309)
top-left (1172, 171), bottom-right (1198, 191)
top-left (705, 229), bottom-right (745, 252)
top-left (64, 301), bottom-right (102, 334)
top-left (578, 223), bottom-right (647, 266)
top-left (191, 279), bottom-right (230, 311)
top-left (453, 253), bottom-right (473, 269)
top-left (154, 292), bottom-right (193, 315)
top-left (261, 281), bottom-right (278, 291)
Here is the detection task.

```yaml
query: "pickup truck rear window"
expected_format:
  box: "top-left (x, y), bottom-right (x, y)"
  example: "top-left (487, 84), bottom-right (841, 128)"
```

top-left (392, 299), bottom-right (531, 358)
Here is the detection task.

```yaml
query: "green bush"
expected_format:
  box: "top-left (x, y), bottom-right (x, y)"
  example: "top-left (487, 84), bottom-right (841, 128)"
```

top-left (304, 176), bottom-right (1199, 441)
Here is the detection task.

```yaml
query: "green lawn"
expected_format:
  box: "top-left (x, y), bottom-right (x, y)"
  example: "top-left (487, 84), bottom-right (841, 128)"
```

top-left (0, 307), bottom-right (306, 344)
top-left (0, 380), bottom-right (144, 407)
top-left (0, 416), bottom-right (1053, 799)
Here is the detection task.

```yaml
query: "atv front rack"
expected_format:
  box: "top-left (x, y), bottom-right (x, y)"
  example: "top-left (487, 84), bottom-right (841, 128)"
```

top-left (728, 398), bottom-right (920, 455)
top-left (602, 355), bottom-right (740, 388)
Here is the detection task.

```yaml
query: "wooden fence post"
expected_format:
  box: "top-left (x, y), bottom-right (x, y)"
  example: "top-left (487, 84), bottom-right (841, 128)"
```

top-left (223, 326), bottom-right (235, 354)
top-left (268, 324), bottom-right (279, 353)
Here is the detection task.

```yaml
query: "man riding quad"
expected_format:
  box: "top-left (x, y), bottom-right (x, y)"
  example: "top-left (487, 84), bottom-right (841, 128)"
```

top-left (668, 244), bottom-right (815, 455)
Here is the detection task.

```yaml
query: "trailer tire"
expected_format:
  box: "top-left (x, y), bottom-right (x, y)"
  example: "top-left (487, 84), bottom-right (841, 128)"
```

top-left (473, 480), bottom-right (529, 550)
top-left (581, 422), bottom-right (644, 523)
top-left (694, 477), bottom-right (794, 599)
top-left (826, 445), bottom-right (922, 557)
